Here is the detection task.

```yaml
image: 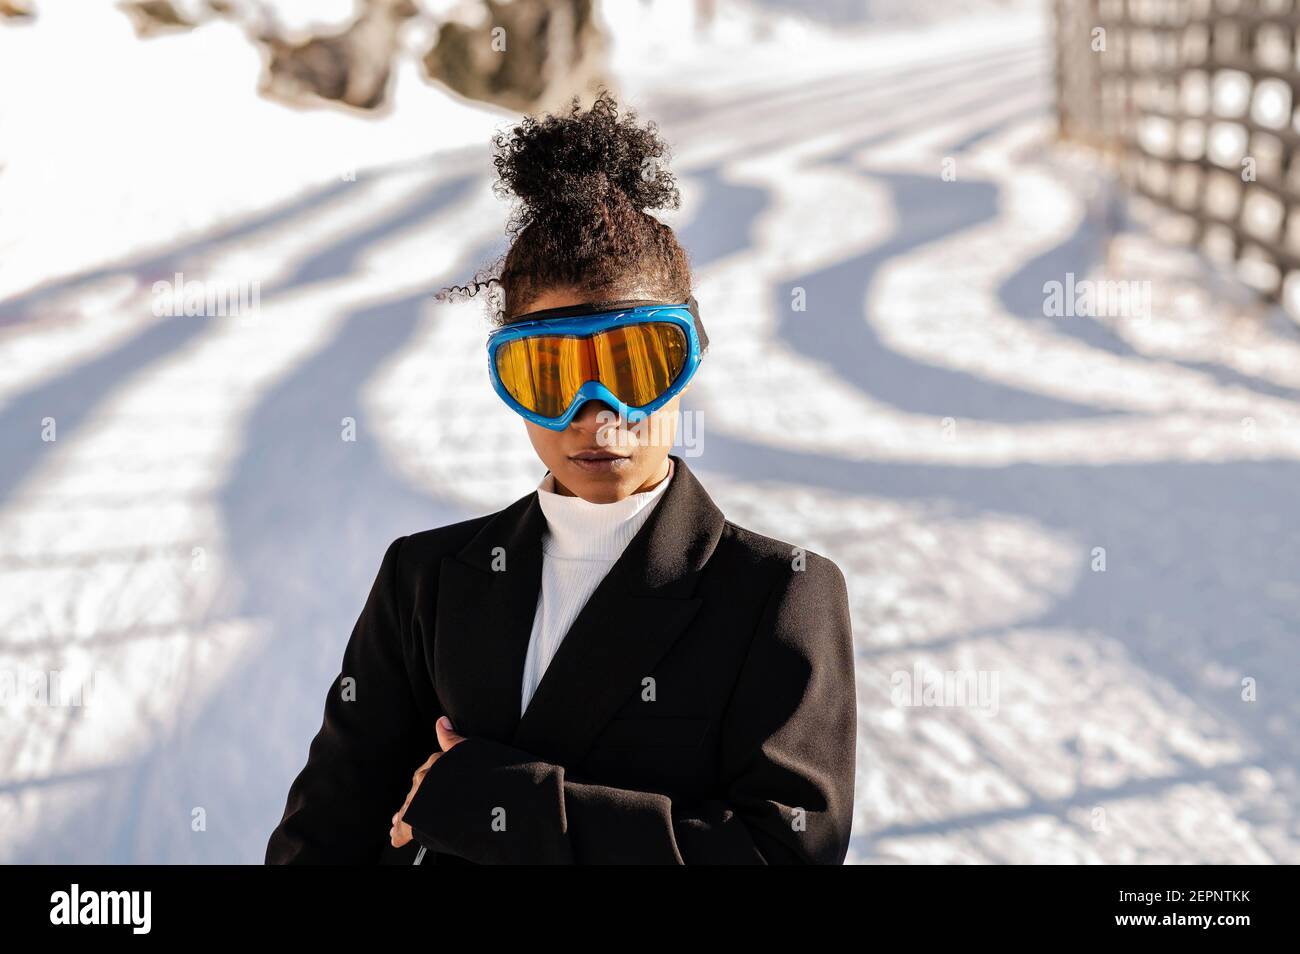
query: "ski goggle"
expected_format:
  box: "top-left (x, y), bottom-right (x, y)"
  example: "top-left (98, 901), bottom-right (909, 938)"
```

top-left (486, 297), bottom-right (708, 430)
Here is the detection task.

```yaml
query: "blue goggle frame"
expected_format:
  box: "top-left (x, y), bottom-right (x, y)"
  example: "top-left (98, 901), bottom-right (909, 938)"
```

top-left (486, 297), bottom-right (708, 431)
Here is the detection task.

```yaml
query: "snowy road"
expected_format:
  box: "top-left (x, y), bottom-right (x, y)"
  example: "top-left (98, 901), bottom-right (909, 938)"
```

top-left (2, 7), bottom-right (1298, 863)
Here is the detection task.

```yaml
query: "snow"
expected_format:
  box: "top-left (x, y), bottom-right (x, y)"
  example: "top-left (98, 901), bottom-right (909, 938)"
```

top-left (1, 0), bottom-right (1297, 864)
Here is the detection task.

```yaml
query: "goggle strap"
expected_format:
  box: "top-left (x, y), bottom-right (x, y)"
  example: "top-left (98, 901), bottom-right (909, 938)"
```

top-left (684, 295), bottom-right (709, 353)
top-left (508, 298), bottom-right (671, 321)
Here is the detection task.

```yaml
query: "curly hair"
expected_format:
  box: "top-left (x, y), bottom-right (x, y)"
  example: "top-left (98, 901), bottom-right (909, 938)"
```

top-left (440, 89), bottom-right (693, 323)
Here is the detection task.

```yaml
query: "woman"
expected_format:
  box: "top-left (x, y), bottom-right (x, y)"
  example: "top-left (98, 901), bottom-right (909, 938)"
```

top-left (265, 91), bottom-right (857, 865)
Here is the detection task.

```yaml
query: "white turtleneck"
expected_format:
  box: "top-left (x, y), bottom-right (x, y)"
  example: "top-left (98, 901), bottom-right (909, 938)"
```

top-left (519, 457), bottom-right (675, 716)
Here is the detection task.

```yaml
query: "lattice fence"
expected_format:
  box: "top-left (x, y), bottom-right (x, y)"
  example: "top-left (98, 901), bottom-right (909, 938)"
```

top-left (1055, 0), bottom-right (1300, 314)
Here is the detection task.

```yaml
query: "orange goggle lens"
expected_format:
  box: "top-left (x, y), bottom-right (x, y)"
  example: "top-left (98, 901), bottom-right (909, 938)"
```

top-left (494, 322), bottom-right (688, 419)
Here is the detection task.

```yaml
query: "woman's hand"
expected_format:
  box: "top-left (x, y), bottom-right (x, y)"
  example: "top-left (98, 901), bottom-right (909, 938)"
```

top-left (390, 716), bottom-right (467, 848)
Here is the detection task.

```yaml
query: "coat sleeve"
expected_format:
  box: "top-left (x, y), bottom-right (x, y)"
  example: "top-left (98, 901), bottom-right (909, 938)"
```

top-left (265, 536), bottom-right (437, 864)
top-left (401, 553), bottom-right (858, 864)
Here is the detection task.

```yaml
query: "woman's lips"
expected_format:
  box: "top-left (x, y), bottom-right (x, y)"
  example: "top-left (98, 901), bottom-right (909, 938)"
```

top-left (568, 450), bottom-right (631, 474)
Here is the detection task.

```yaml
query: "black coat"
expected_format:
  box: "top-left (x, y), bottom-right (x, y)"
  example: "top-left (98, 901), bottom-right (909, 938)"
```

top-left (265, 454), bottom-right (857, 864)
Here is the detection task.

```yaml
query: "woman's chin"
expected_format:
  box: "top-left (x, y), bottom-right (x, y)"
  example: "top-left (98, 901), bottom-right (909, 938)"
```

top-left (560, 463), bottom-right (640, 502)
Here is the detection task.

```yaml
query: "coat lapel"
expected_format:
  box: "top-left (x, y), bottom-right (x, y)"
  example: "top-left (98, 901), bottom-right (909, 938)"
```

top-left (433, 490), bottom-right (544, 745)
top-left (432, 454), bottom-right (726, 768)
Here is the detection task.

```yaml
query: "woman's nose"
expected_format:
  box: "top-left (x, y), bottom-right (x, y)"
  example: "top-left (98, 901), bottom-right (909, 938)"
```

top-left (570, 399), bottom-right (619, 430)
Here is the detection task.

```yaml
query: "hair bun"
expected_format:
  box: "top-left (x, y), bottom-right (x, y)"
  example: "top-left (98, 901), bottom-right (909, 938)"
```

top-left (492, 89), bottom-right (680, 231)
